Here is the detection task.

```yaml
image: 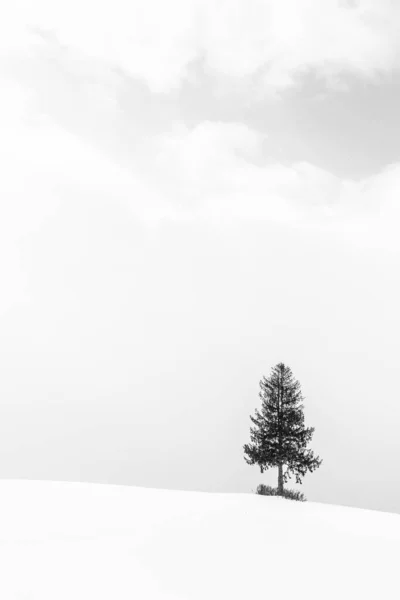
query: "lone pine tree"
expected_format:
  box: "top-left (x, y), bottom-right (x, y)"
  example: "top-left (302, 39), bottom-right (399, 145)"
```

top-left (243, 362), bottom-right (322, 495)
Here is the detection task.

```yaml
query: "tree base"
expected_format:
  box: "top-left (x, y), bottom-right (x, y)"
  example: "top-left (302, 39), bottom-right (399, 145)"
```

top-left (255, 484), bottom-right (306, 502)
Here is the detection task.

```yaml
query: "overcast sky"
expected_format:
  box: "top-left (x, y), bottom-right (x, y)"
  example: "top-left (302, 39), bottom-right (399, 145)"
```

top-left (1, 0), bottom-right (400, 514)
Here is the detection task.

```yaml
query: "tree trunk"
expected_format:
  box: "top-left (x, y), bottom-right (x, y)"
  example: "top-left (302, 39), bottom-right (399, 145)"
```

top-left (278, 464), bottom-right (284, 495)
top-left (277, 367), bottom-right (284, 496)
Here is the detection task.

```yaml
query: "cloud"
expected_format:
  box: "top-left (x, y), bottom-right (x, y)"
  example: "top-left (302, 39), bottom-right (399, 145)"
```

top-left (1, 1), bottom-right (400, 252)
top-left (2, 0), bottom-right (399, 95)
top-left (0, 67), bottom-right (399, 252)
top-left (1, 80), bottom-right (398, 252)
top-left (149, 120), bottom-right (343, 220)
top-left (141, 119), bottom-right (400, 251)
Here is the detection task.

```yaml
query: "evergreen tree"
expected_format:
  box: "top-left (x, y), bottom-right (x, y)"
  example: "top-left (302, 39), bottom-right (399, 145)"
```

top-left (243, 362), bottom-right (322, 495)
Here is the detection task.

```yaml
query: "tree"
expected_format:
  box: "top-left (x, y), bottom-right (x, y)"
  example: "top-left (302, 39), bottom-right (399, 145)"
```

top-left (243, 362), bottom-right (322, 495)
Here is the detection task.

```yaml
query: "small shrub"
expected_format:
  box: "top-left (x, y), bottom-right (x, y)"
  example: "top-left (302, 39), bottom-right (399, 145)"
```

top-left (256, 483), bottom-right (306, 502)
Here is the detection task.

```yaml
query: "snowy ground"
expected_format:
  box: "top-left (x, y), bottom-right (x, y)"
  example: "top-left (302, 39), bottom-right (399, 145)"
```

top-left (0, 480), bottom-right (399, 599)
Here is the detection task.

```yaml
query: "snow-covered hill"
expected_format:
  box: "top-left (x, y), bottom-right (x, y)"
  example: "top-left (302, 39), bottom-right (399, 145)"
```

top-left (0, 480), bottom-right (398, 599)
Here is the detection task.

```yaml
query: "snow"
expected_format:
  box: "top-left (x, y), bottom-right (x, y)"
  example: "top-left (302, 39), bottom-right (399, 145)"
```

top-left (0, 480), bottom-right (399, 599)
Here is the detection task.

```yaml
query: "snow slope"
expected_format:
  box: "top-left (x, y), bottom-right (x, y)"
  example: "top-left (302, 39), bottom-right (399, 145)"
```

top-left (0, 480), bottom-right (399, 599)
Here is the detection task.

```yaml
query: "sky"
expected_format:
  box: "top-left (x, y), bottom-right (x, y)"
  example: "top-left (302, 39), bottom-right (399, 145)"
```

top-left (1, 0), bottom-right (400, 514)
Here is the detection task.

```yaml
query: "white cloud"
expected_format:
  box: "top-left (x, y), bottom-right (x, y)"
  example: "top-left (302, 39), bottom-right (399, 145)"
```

top-left (150, 120), bottom-right (337, 219)
top-left (1, 72), bottom-right (399, 252)
top-left (1, 0), bottom-right (400, 94)
top-left (143, 119), bottom-right (400, 250)
top-left (1, 1), bottom-right (400, 251)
